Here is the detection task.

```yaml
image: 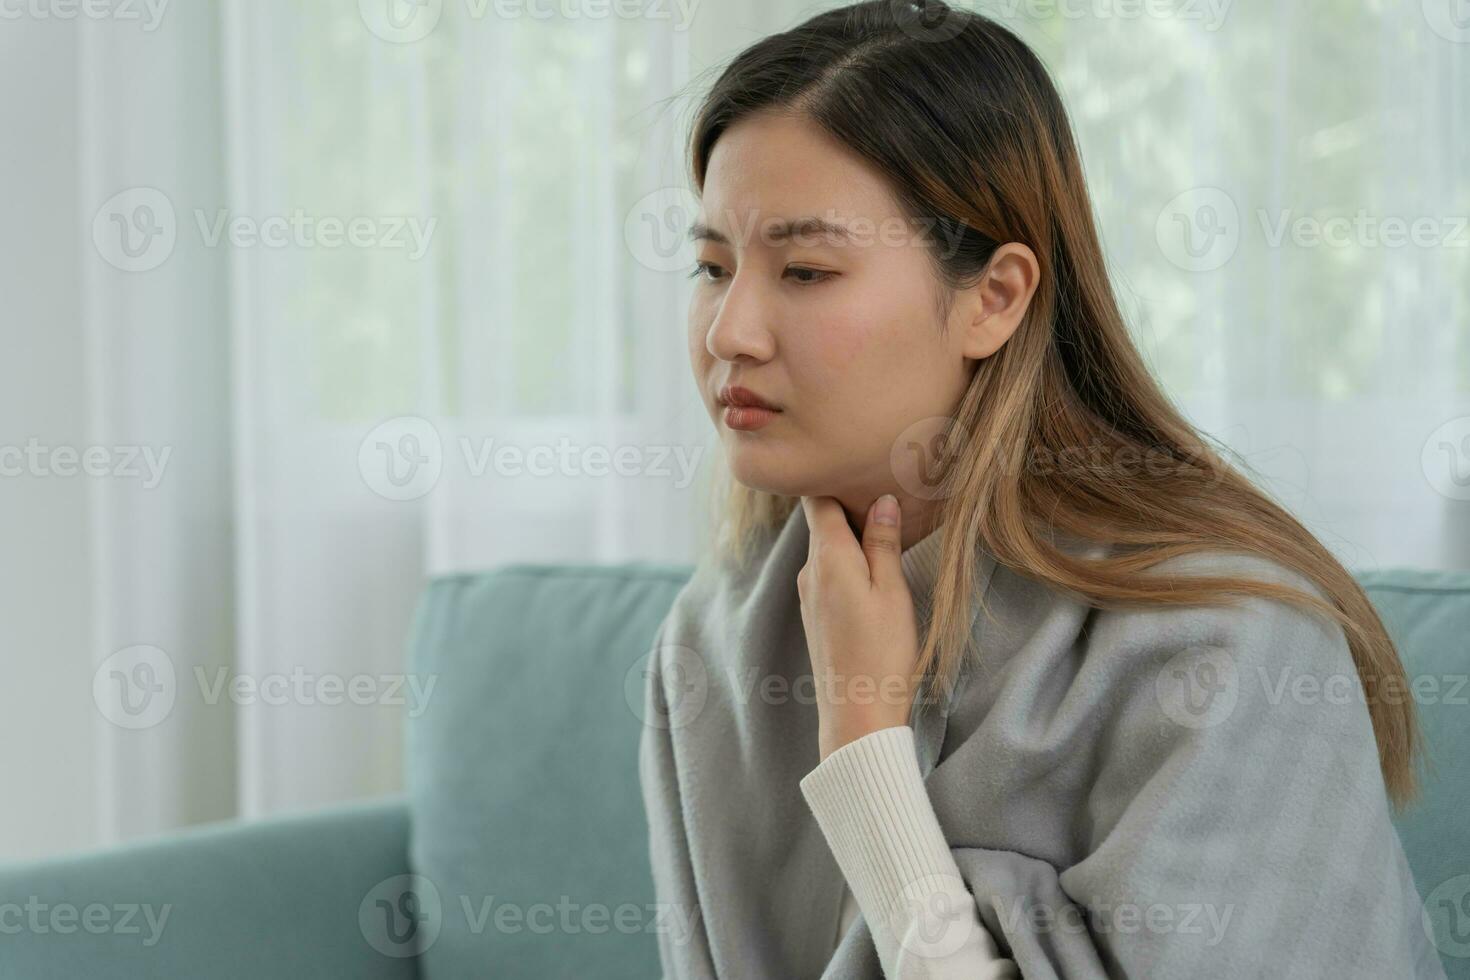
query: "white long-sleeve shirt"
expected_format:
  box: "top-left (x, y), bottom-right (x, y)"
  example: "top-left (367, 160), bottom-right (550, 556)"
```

top-left (799, 525), bottom-right (1018, 979)
top-left (805, 727), bottom-right (1017, 979)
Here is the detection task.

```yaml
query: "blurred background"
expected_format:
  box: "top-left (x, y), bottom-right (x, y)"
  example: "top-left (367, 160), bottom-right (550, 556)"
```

top-left (2, 0), bottom-right (1467, 862)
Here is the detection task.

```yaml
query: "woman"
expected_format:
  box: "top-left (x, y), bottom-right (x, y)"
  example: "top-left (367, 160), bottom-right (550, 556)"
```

top-left (638, 1), bottom-right (1444, 977)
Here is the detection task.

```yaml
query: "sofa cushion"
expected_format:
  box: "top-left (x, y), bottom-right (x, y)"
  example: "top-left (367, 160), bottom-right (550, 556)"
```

top-left (1357, 567), bottom-right (1470, 974)
top-left (405, 562), bottom-right (692, 980)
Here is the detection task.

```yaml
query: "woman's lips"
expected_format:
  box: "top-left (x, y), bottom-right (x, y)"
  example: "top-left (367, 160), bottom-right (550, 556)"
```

top-left (717, 384), bottom-right (782, 430)
top-left (722, 405), bottom-right (780, 431)
top-left (718, 384), bottom-right (780, 411)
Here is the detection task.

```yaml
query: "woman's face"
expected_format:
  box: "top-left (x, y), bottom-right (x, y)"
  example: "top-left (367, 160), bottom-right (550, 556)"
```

top-left (688, 110), bottom-right (1012, 531)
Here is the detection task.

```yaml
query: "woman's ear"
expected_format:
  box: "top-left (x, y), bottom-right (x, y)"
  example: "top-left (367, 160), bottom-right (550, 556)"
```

top-left (961, 242), bottom-right (1041, 359)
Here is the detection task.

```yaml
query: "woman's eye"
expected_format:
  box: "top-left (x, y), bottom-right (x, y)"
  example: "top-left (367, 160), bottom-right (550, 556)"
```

top-left (785, 266), bottom-right (832, 284)
top-left (688, 261), bottom-right (727, 283)
top-left (686, 262), bottom-right (832, 285)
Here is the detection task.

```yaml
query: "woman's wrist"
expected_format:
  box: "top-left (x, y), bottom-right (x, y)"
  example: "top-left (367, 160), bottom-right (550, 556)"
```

top-left (817, 708), bottom-right (912, 762)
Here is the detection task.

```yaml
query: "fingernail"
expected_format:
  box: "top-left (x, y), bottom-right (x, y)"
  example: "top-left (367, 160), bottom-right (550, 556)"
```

top-left (874, 494), bottom-right (899, 526)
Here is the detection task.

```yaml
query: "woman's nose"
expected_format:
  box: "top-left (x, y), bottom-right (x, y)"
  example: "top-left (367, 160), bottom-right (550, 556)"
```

top-left (705, 274), bottom-right (776, 363)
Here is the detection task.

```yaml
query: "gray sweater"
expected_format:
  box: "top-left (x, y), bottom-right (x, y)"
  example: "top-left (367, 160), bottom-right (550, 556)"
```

top-left (638, 503), bottom-right (1447, 978)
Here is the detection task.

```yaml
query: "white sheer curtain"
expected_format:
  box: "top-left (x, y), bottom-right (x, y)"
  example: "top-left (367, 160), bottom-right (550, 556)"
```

top-left (29, 0), bottom-right (713, 857)
top-left (1027, 0), bottom-right (1470, 571)
top-left (77, 3), bottom-right (238, 844)
top-left (2, 0), bottom-right (1465, 859)
top-left (216, 0), bottom-right (709, 819)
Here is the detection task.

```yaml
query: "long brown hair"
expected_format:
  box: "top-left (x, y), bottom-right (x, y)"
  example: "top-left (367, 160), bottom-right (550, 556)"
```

top-left (685, 0), bottom-right (1425, 809)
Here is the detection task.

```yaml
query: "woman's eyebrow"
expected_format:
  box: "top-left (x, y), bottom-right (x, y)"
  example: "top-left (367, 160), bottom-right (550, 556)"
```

top-left (688, 215), bottom-right (856, 247)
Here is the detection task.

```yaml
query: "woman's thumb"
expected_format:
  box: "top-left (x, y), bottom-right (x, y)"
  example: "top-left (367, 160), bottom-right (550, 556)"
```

top-left (862, 494), bottom-right (903, 583)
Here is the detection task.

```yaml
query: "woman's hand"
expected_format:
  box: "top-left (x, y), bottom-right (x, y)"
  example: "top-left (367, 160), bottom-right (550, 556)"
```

top-left (798, 494), bottom-right (922, 763)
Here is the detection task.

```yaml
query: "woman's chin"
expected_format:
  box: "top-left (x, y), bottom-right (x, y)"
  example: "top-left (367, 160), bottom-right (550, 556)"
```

top-left (724, 448), bottom-right (805, 497)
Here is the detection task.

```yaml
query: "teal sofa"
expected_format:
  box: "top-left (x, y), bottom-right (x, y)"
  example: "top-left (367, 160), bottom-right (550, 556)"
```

top-left (2, 563), bottom-right (1467, 978)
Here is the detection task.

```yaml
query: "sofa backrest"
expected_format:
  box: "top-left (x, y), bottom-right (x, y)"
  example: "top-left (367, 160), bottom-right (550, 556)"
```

top-left (1356, 568), bottom-right (1470, 975)
top-left (405, 563), bottom-right (691, 980)
top-left (404, 561), bottom-right (1470, 978)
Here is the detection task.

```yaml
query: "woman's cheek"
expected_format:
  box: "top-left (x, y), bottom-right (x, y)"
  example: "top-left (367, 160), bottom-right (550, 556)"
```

top-left (798, 312), bottom-right (876, 377)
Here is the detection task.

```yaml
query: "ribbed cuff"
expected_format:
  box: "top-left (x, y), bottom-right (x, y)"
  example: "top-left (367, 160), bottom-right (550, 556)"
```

top-left (799, 726), bottom-right (1009, 975)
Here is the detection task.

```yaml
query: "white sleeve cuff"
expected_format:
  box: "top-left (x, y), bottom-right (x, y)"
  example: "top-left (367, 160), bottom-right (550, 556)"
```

top-left (799, 725), bottom-right (1017, 980)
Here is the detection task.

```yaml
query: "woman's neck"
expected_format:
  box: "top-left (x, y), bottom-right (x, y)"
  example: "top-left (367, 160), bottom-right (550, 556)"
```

top-left (837, 493), bottom-right (942, 551)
